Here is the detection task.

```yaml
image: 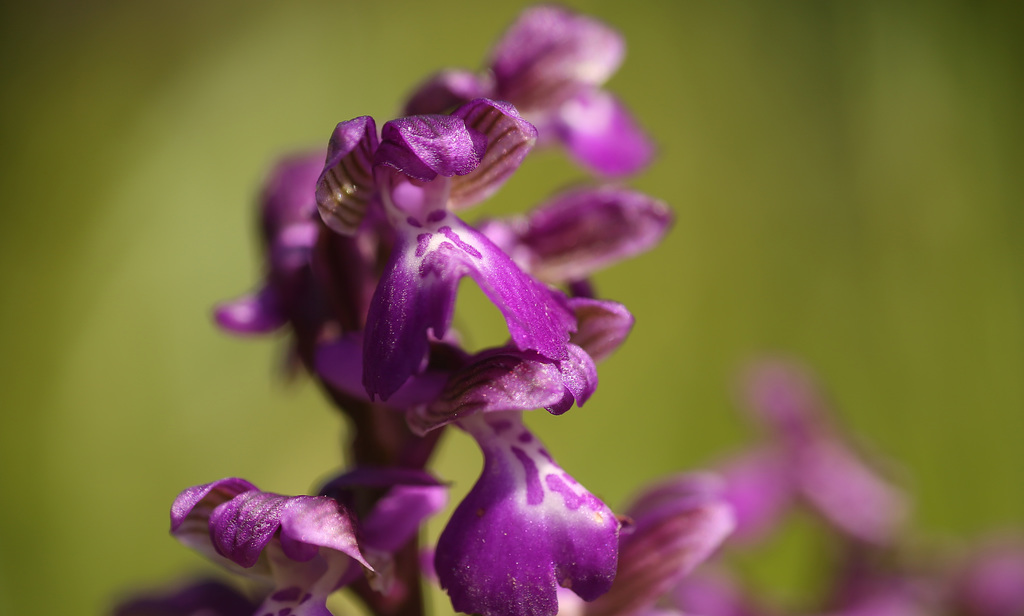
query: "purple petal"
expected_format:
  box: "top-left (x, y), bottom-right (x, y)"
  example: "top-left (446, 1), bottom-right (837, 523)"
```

top-left (546, 343), bottom-right (597, 415)
top-left (490, 186), bottom-right (672, 283)
top-left (315, 332), bottom-right (447, 409)
top-left (403, 69), bottom-right (491, 116)
top-left (363, 217), bottom-right (574, 401)
top-left (553, 89), bottom-right (654, 176)
top-left (436, 412), bottom-right (620, 616)
top-left (568, 298), bottom-right (634, 363)
top-left (448, 99), bottom-right (538, 210)
top-left (316, 116), bottom-right (379, 235)
top-left (718, 448), bottom-right (795, 544)
top-left (261, 151), bottom-right (325, 244)
top-left (795, 437), bottom-right (908, 545)
top-left (490, 5), bottom-right (624, 112)
top-left (360, 482), bottom-right (448, 554)
top-left (585, 473), bottom-right (735, 616)
top-left (113, 579), bottom-right (258, 616)
top-left (375, 115), bottom-right (486, 181)
top-left (212, 286), bottom-right (287, 335)
top-left (406, 348), bottom-right (570, 435)
top-left (954, 541), bottom-right (1024, 616)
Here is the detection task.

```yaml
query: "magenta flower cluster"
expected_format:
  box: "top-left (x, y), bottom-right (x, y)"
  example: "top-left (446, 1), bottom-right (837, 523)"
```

top-left (115, 6), bottom-right (1024, 616)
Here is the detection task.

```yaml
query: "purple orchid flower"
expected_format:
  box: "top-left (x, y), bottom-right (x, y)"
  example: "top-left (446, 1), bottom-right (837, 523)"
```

top-left (171, 478), bottom-right (373, 616)
top-left (314, 98), bottom-right (579, 402)
top-left (477, 185), bottom-right (673, 289)
top-left (434, 411), bottom-right (621, 616)
top-left (404, 5), bottom-right (653, 176)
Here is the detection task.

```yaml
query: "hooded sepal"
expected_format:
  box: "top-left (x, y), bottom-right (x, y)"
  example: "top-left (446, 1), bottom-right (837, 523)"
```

top-left (316, 116), bottom-right (379, 235)
top-left (448, 99), bottom-right (538, 210)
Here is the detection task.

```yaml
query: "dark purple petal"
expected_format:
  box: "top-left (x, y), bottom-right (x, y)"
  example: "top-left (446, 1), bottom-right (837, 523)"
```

top-left (359, 481), bottom-right (448, 554)
top-left (584, 473), bottom-right (735, 616)
top-left (171, 478), bottom-right (257, 534)
top-left (500, 185), bottom-right (672, 283)
top-left (553, 89), bottom-right (654, 176)
top-left (363, 217), bottom-right (574, 401)
top-left (375, 115), bottom-right (486, 181)
top-left (489, 5), bottom-right (624, 112)
top-left (568, 298), bottom-right (634, 363)
top-left (208, 490), bottom-right (291, 567)
top-left (316, 116), bottom-right (379, 235)
top-left (448, 99), bottom-right (538, 209)
top-left (261, 151), bottom-right (325, 244)
top-left (315, 332), bottom-right (447, 408)
top-left (436, 412), bottom-right (620, 616)
top-left (406, 348), bottom-right (570, 435)
top-left (212, 286), bottom-right (287, 335)
top-left (403, 69), bottom-right (491, 116)
top-left (113, 579), bottom-right (257, 616)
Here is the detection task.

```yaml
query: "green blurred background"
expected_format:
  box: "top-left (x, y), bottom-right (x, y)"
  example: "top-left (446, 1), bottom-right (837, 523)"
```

top-left (2, 0), bottom-right (1022, 613)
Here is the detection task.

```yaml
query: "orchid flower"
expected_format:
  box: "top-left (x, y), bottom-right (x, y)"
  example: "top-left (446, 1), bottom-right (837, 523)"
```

top-left (404, 5), bottom-right (653, 176)
top-left (314, 98), bottom-right (578, 402)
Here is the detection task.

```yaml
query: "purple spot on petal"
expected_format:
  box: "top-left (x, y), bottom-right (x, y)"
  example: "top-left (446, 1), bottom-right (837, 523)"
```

top-left (518, 431), bottom-right (534, 443)
top-left (538, 448), bottom-right (554, 463)
top-left (546, 474), bottom-right (585, 510)
top-left (426, 209), bottom-right (447, 222)
top-left (488, 419), bottom-right (514, 434)
top-left (438, 225), bottom-right (483, 259)
top-left (406, 216), bottom-right (423, 228)
top-left (271, 588), bottom-right (302, 602)
top-left (415, 233), bottom-right (432, 258)
top-left (512, 446), bottom-right (544, 506)
top-left (279, 609), bottom-right (293, 616)
top-left (299, 593), bottom-right (312, 604)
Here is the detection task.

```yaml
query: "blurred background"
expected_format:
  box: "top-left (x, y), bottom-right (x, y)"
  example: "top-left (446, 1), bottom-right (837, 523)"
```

top-left (1, 0), bottom-right (1022, 613)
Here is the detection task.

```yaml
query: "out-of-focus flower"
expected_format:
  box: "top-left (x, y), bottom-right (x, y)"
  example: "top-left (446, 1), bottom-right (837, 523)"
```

top-left (561, 473), bottom-right (735, 616)
top-left (952, 539), bottom-right (1024, 616)
top-left (314, 99), bottom-right (580, 402)
top-left (724, 359), bottom-right (907, 545)
top-left (404, 5), bottom-right (653, 176)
